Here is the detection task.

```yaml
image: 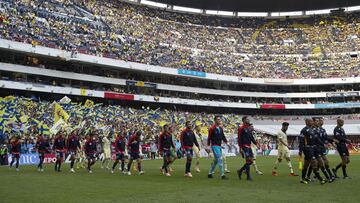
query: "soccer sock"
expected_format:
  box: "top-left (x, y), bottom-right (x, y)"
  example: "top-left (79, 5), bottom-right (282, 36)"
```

top-left (313, 168), bottom-right (323, 181)
top-left (38, 157), bottom-right (43, 169)
top-left (40, 157), bottom-right (44, 169)
top-left (245, 163), bottom-right (251, 179)
top-left (321, 167), bottom-right (330, 179)
top-left (137, 162), bottom-right (142, 172)
top-left (273, 160), bottom-right (280, 170)
top-left (87, 160), bottom-right (91, 170)
top-left (186, 160), bottom-right (191, 173)
top-left (325, 167), bottom-right (333, 178)
top-left (70, 160), bottom-right (75, 169)
top-left (287, 161), bottom-right (294, 173)
top-left (10, 159), bottom-right (14, 167)
top-left (121, 160), bottom-right (125, 171)
top-left (335, 163), bottom-right (342, 171)
top-left (163, 159), bottom-right (168, 173)
top-left (223, 160), bottom-right (228, 171)
top-left (127, 160), bottom-right (132, 172)
top-left (15, 158), bottom-right (19, 169)
top-left (58, 161), bottom-right (61, 171)
top-left (306, 166), bottom-right (312, 178)
top-left (301, 168), bottom-right (307, 179)
top-left (253, 161), bottom-right (258, 172)
top-left (112, 161), bottom-right (118, 170)
top-left (342, 165), bottom-right (347, 177)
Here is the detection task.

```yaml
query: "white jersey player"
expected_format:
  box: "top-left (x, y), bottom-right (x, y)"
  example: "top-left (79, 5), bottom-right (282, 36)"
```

top-left (272, 122), bottom-right (298, 176)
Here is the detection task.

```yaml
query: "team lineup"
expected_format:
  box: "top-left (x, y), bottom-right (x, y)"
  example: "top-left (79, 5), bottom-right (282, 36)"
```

top-left (7, 116), bottom-right (352, 184)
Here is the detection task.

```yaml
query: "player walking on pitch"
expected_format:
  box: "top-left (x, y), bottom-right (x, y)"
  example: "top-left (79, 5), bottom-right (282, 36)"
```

top-left (207, 116), bottom-right (229, 180)
top-left (237, 116), bottom-right (257, 181)
top-left (272, 122), bottom-right (298, 177)
top-left (180, 121), bottom-right (200, 178)
top-left (332, 118), bottom-right (351, 179)
top-left (299, 119), bottom-right (326, 184)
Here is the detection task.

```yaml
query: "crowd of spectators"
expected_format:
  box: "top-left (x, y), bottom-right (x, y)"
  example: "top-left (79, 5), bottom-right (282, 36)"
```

top-left (0, 0), bottom-right (359, 79)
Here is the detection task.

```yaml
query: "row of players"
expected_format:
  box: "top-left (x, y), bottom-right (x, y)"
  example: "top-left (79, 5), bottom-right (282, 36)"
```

top-left (7, 116), bottom-right (351, 184)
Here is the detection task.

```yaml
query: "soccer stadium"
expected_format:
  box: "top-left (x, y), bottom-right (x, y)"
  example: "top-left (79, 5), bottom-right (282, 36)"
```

top-left (0, 0), bottom-right (360, 202)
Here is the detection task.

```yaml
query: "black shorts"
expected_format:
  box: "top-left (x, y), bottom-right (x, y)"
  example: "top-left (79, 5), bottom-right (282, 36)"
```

top-left (12, 153), bottom-right (20, 159)
top-left (337, 144), bottom-right (349, 157)
top-left (56, 151), bottom-right (64, 158)
top-left (86, 154), bottom-right (96, 159)
top-left (185, 148), bottom-right (193, 159)
top-left (130, 152), bottom-right (140, 160)
top-left (318, 146), bottom-right (327, 156)
top-left (243, 147), bottom-right (254, 159)
top-left (313, 147), bottom-right (323, 158)
top-left (39, 152), bottom-right (45, 159)
top-left (116, 153), bottom-right (125, 160)
top-left (69, 151), bottom-right (77, 156)
top-left (163, 149), bottom-right (171, 158)
top-left (303, 146), bottom-right (316, 161)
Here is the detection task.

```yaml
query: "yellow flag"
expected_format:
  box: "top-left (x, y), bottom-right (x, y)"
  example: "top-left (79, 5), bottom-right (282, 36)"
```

top-left (298, 156), bottom-right (303, 170)
top-left (54, 103), bottom-right (69, 123)
top-left (84, 99), bottom-right (94, 108)
top-left (80, 88), bottom-right (87, 96)
top-left (4, 95), bottom-right (15, 102)
top-left (200, 126), bottom-right (209, 136)
top-left (195, 121), bottom-right (202, 126)
top-left (159, 121), bottom-right (167, 127)
top-left (20, 115), bottom-right (29, 123)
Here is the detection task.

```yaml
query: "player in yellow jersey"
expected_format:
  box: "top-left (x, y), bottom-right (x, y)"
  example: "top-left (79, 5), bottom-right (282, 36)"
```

top-left (272, 122), bottom-right (298, 176)
top-left (101, 135), bottom-right (112, 170)
top-left (250, 124), bottom-right (263, 175)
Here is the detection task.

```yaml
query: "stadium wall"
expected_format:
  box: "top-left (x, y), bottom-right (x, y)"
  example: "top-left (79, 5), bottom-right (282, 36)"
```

top-left (4, 62), bottom-right (360, 98)
top-left (3, 80), bottom-right (360, 110)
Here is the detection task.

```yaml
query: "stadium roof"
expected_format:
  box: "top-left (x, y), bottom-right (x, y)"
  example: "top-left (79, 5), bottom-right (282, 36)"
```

top-left (154, 0), bottom-right (360, 12)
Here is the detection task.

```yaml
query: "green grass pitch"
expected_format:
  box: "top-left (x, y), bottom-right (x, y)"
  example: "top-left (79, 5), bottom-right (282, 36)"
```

top-left (0, 155), bottom-right (358, 203)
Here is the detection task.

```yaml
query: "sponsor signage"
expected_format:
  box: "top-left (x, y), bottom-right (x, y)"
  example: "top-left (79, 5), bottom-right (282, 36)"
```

top-left (315, 102), bottom-right (360, 109)
top-left (104, 92), bottom-right (134, 100)
top-left (177, 69), bottom-right (206, 77)
top-left (260, 104), bottom-right (286, 109)
top-left (326, 92), bottom-right (359, 98)
top-left (126, 80), bottom-right (157, 88)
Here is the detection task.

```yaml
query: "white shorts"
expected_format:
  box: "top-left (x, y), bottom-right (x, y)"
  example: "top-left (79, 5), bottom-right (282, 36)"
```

top-left (278, 147), bottom-right (290, 159)
top-left (104, 149), bottom-right (111, 159)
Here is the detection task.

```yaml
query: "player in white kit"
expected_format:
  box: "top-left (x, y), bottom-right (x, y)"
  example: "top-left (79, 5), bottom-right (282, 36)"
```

top-left (272, 122), bottom-right (298, 176)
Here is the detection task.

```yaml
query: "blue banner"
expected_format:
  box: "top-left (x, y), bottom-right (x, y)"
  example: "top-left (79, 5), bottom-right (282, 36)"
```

top-left (315, 102), bottom-right (360, 109)
top-left (177, 69), bottom-right (206, 77)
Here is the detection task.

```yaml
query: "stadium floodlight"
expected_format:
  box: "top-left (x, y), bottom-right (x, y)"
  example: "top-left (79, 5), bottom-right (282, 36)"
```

top-left (346, 5), bottom-right (360, 12)
top-left (271, 11), bottom-right (303, 17)
top-left (173, 6), bottom-right (202, 13)
top-left (140, 0), bottom-right (167, 8)
top-left (206, 10), bottom-right (234, 16)
top-left (237, 12), bottom-right (268, 17)
top-left (306, 8), bottom-right (332, 15)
